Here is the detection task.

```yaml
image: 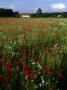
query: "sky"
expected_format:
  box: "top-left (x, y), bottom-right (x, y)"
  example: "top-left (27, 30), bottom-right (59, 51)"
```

top-left (0, 0), bottom-right (67, 13)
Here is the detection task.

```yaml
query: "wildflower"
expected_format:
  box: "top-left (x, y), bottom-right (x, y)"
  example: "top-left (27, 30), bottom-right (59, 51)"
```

top-left (31, 62), bottom-right (35, 65)
top-left (14, 62), bottom-right (19, 67)
top-left (37, 61), bottom-right (42, 69)
top-left (19, 56), bottom-right (23, 61)
top-left (19, 50), bottom-right (27, 61)
top-left (22, 65), bottom-right (30, 76)
top-left (54, 43), bottom-right (59, 48)
top-left (41, 76), bottom-right (44, 84)
top-left (19, 47), bottom-right (23, 52)
top-left (23, 50), bottom-right (27, 57)
top-left (0, 75), bottom-right (3, 81)
top-left (57, 72), bottom-right (63, 78)
top-left (4, 77), bottom-right (10, 82)
top-left (5, 64), bottom-right (11, 71)
top-left (28, 71), bottom-right (37, 78)
top-left (25, 76), bottom-right (28, 80)
top-left (5, 71), bottom-right (10, 77)
top-left (22, 65), bottom-right (37, 78)
top-left (43, 65), bottom-right (52, 74)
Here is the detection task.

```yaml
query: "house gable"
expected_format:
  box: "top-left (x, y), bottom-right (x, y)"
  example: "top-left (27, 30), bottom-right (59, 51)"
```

top-left (20, 13), bottom-right (30, 18)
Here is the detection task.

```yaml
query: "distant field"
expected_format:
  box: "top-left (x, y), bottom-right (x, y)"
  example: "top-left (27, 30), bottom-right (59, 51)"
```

top-left (0, 18), bottom-right (67, 42)
top-left (0, 18), bottom-right (67, 90)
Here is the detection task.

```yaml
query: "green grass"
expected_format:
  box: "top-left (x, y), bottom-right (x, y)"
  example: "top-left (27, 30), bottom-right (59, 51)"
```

top-left (0, 18), bottom-right (67, 65)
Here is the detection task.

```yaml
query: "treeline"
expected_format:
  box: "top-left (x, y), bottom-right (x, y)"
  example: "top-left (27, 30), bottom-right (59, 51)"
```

top-left (30, 8), bottom-right (67, 18)
top-left (0, 8), bottom-right (67, 18)
top-left (30, 12), bottom-right (67, 18)
top-left (0, 8), bottom-right (19, 17)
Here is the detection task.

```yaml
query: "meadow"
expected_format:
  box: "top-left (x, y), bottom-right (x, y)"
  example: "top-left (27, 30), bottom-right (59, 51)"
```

top-left (0, 18), bottom-right (67, 90)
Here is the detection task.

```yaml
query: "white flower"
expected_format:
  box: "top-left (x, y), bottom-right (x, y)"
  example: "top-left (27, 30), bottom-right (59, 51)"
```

top-left (39, 83), bottom-right (42, 87)
top-left (11, 68), bottom-right (14, 71)
top-left (25, 76), bottom-right (28, 80)
top-left (41, 76), bottom-right (44, 84)
top-left (37, 61), bottom-right (42, 69)
top-left (34, 85), bottom-right (38, 88)
top-left (9, 46), bottom-right (12, 50)
top-left (57, 89), bottom-right (60, 90)
top-left (20, 72), bottom-right (23, 75)
top-left (13, 41), bottom-right (16, 45)
top-left (31, 80), bottom-right (34, 82)
top-left (32, 62), bottom-right (35, 65)
top-left (11, 52), bottom-right (15, 56)
top-left (54, 44), bottom-right (58, 48)
top-left (59, 51), bottom-right (62, 53)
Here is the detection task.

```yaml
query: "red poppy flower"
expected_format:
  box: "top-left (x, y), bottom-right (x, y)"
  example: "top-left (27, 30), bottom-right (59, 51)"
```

top-left (5, 64), bottom-right (11, 71)
top-left (43, 65), bottom-right (52, 74)
top-left (57, 72), bottom-right (63, 78)
top-left (14, 62), bottom-right (19, 67)
top-left (19, 47), bottom-right (23, 52)
top-left (0, 75), bottom-right (3, 81)
top-left (23, 50), bottom-right (27, 58)
top-left (22, 65), bottom-right (30, 75)
top-left (22, 65), bottom-right (37, 78)
top-left (19, 56), bottom-right (23, 61)
top-left (28, 71), bottom-right (37, 78)
top-left (4, 77), bottom-right (10, 82)
top-left (5, 71), bottom-right (10, 77)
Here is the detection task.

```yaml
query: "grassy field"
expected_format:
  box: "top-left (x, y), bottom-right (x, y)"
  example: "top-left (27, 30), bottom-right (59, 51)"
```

top-left (0, 18), bottom-right (67, 90)
top-left (0, 18), bottom-right (67, 45)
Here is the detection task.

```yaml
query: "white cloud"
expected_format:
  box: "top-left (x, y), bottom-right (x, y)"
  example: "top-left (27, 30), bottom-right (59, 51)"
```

top-left (0, 4), bottom-right (17, 9)
top-left (51, 3), bottom-right (66, 10)
top-left (0, 2), bottom-right (24, 11)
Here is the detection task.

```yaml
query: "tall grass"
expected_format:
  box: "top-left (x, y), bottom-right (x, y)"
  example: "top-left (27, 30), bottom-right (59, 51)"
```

top-left (0, 18), bottom-right (67, 90)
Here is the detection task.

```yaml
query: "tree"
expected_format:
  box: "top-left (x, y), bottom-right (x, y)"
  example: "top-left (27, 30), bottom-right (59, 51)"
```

top-left (36, 8), bottom-right (42, 14)
top-left (36, 8), bottom-right (43, 17)
top-left (13, 12), bottom-right (19, 17)
top-left (0, 8), bottom-right (19, 17)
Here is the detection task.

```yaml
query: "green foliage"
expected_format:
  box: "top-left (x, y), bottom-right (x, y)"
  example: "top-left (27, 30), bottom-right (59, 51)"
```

top-left (30, 12), bottom-right (67, 18)
top-left (0, 8), bottom-right (19, 17)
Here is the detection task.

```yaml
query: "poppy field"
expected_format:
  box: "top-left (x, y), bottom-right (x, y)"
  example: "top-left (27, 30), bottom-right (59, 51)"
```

top-left (0, 18), bottom-right (67, 90)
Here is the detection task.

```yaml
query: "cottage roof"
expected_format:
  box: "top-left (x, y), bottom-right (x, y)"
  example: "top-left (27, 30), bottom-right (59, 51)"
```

top-left (20, 13), bottom-right (30, 15)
